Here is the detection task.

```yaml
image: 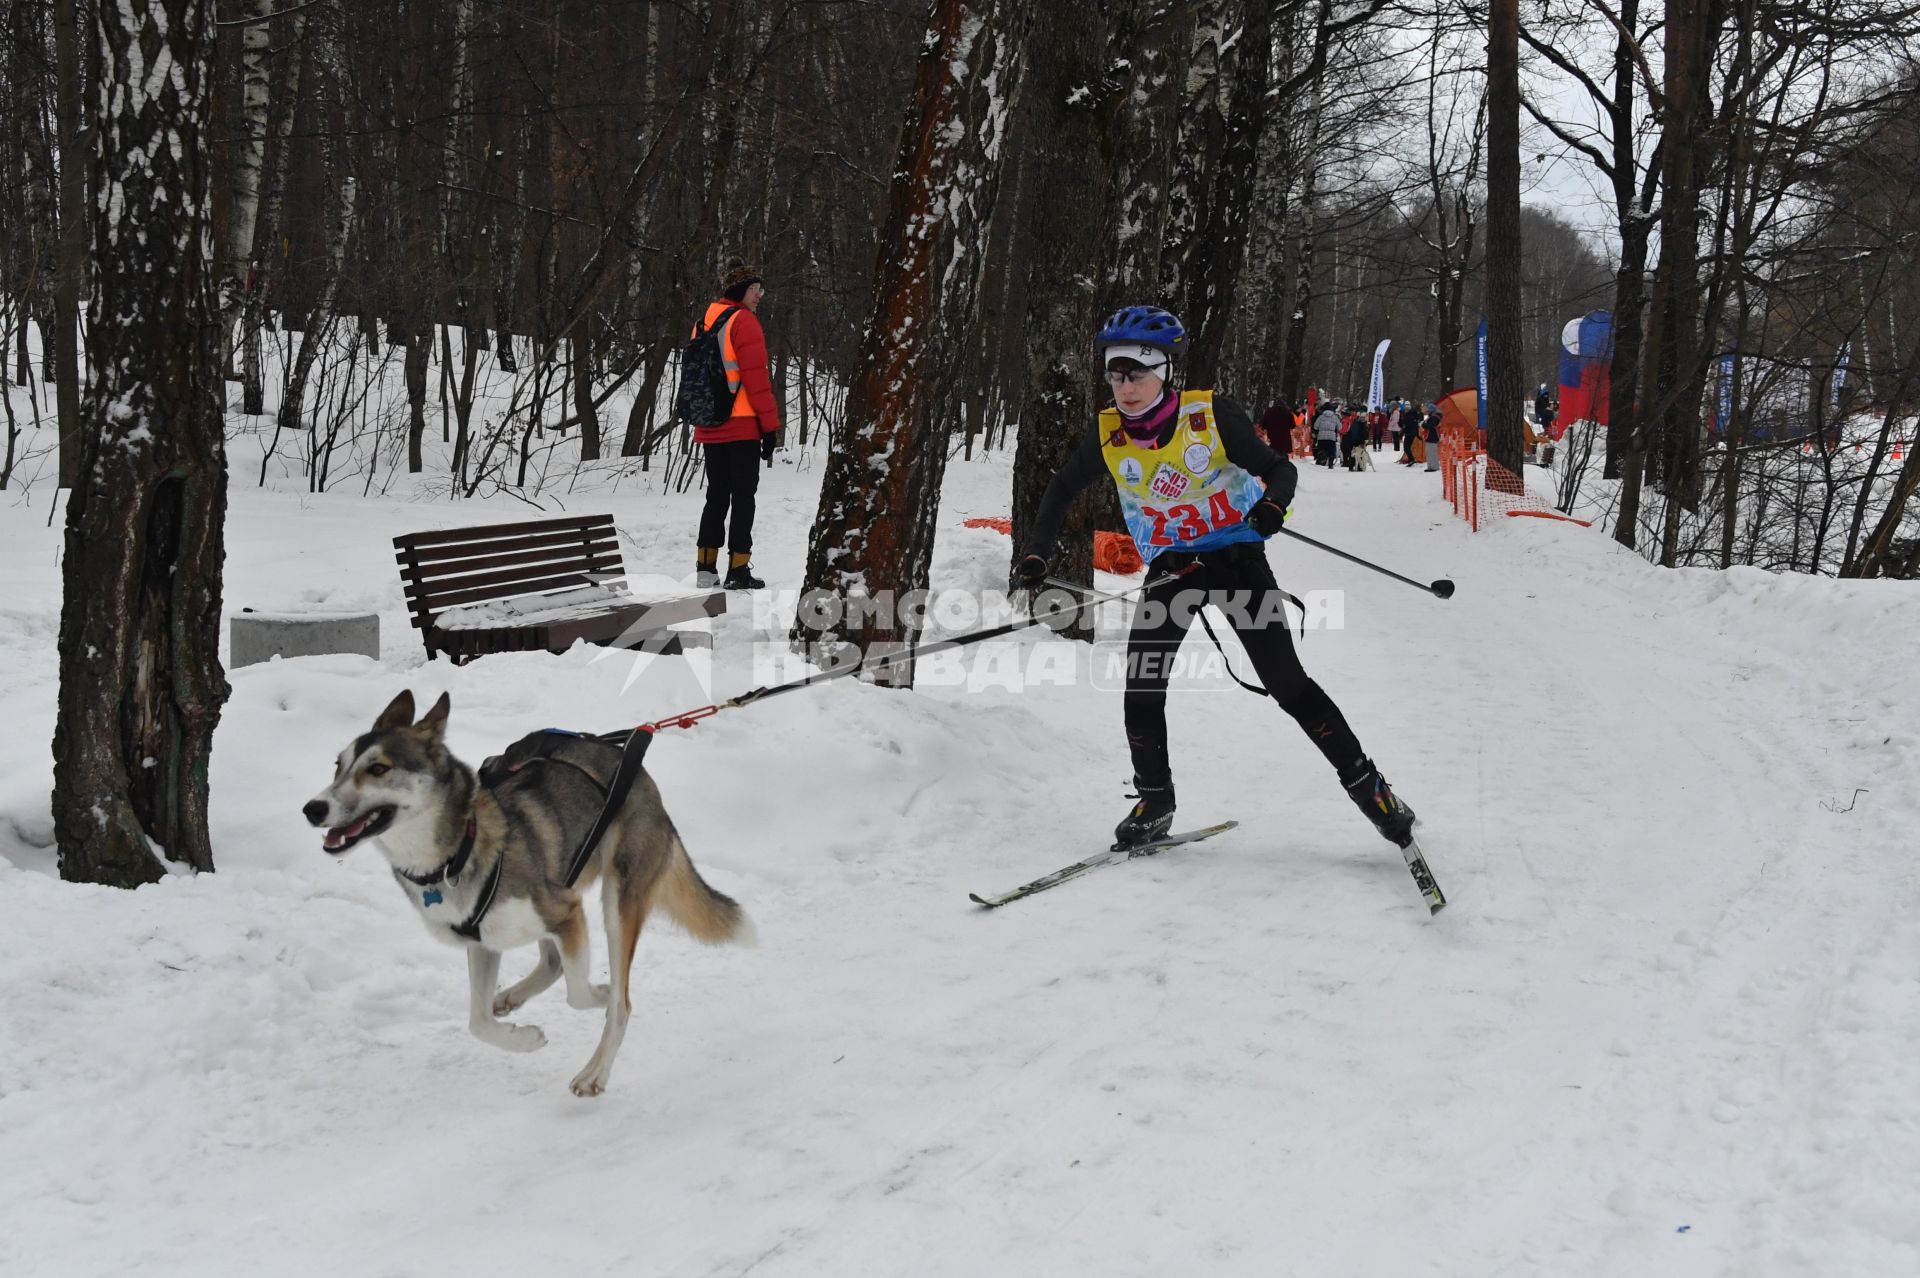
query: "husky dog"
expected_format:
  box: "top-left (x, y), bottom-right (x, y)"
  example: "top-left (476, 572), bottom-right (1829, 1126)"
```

top-left (302, 690), bottom-right (752, 1097)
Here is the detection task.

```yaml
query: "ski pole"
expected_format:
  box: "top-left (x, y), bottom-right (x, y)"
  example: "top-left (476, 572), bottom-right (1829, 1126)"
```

top-left (717, 574), bottom-right (1165, 712)
top-left (1278, 527), bottom-right (1455, 599)
top-left (1037, 561), bottom-right (1198, 605)
top-left (628, 572), bottom-right (1189, 733)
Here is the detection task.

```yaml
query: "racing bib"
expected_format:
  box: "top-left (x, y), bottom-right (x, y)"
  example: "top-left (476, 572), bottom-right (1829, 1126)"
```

top-left (1100, 391), bottom-right (1265, 563)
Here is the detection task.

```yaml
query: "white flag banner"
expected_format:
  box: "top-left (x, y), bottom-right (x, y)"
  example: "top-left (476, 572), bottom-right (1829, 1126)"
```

top-left (1368, 339), bottom-right (1391, 411)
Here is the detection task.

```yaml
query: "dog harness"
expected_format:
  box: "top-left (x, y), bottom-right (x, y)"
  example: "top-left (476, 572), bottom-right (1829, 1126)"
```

top-left (474, 727), bottom-right (647, 893)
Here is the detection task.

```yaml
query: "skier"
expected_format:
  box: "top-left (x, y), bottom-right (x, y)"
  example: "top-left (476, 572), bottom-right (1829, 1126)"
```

top-left (1013, 305), bottom-right (1417, 852)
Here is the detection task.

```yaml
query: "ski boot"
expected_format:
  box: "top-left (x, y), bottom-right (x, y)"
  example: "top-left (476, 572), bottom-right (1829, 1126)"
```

top-left (1343, 759), bottom-right (1416, 848)
top-left (1113, 784), bottom-right (1176, 850)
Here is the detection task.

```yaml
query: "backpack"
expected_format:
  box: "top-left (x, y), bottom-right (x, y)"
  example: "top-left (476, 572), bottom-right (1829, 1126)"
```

top-left (674, 305), bottom-right (741, 427)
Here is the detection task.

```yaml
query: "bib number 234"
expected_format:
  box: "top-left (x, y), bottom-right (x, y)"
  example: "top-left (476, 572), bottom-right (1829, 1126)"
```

top-left (1141, 490), bottom-right (1243, 546)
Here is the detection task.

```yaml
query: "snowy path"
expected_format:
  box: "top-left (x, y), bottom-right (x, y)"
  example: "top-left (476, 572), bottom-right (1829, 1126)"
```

top-left (1, 450), bottom-right (1914, 1276)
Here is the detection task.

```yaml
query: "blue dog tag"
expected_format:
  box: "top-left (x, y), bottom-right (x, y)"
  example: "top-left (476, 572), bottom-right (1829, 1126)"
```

top-left (422, 888), bottom-right (443, 907)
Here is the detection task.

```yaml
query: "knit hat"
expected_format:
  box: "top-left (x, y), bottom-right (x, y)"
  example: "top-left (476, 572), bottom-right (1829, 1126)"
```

top-left (722, 259), bottom-right (763, 301)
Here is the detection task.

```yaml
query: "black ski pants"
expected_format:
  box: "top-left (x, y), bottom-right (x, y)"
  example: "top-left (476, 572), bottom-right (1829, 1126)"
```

top-left (698, 439), bottom-right (761, 553)
top-left (1123, 542), bottom-right (1366, 798)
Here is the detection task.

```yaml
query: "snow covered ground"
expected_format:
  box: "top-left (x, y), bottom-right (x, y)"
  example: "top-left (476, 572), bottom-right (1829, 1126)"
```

top-left (2, 432), bottom-right (1916, 1276)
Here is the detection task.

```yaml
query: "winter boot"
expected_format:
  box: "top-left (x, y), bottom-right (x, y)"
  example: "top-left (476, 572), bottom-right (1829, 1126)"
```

top-left (1343, 759), bottom-right (1416, 847)
top-left (695, 546), bottom-right (720, 589)
top-left (723, 553), bottom-right (765, 591)
top-left (1113, 784), bottom-right (1176, 850)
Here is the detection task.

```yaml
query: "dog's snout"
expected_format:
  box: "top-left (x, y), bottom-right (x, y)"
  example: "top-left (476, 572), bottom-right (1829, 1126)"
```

top-left (302, 799), bottom-right (330, 827)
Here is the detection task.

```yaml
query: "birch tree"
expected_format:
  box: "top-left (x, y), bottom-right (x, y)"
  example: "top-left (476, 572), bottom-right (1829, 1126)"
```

top-left (53, 0), bottom-right (229, 886)
top-left (217, 0), bottom-right (273, 361)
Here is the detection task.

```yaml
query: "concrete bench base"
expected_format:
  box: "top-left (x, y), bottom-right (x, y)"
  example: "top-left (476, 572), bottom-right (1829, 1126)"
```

top-left (231, 610), bottom-right (380, 668)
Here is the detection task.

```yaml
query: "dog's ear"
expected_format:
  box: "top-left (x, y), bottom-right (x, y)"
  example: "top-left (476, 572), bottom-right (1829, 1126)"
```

top-left (416, 691), bottom-right (451, 740)
top-left (373, 690), bottom-right (416, 731)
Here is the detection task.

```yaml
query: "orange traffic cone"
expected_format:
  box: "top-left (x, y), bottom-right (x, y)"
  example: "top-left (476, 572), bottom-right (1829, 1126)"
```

top-left (1895, 439), bottom-right (1905, 461)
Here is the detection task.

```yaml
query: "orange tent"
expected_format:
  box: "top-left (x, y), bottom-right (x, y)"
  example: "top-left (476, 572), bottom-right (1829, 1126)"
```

top-left (1437, 388), bottom-right (1477, 437)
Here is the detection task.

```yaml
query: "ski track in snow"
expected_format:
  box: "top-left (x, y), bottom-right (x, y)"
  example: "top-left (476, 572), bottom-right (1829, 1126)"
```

top-left (1, 445), bottom-right (1915, 1277)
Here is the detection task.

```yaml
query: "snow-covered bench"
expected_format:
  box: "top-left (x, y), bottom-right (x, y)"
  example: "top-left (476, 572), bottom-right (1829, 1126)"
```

top-left (393, 514), bottom-right (723, 664)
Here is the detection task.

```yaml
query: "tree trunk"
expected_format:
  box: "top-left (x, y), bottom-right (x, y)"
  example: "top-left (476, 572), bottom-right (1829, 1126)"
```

top-left (572, 318), bottom-right (599, 460)
top-left (1102, 0), bottom-right (1187, 308)
top-left (1279, 76), bottom-right (1326, 407)
top-left (1483, 0), bottom-right (1524, 484)
top-left (276, 178), bottom-right (355, 455)
top-left (404, 320), bottom-right (429, 472)
top-left (1174, 0), bottom-right (1277, 387)
top-left (52, 0), bottom-right (86, 489)
top-left (240, 3), bottom-right (305, 420)
top-left (793, 0), bottom-right (1032, 681)
top-left (1009, 0), bottom-right (1119, 635)
top-left (54, 0), bottom-right (228, 886)
top-left (218, 0), bottom-right (273, 358)
top-left (1651, 0), bottom-right (1726, 566)
top-left (1159, 0), bottom-right (1231, 317)
top-left (445, 323), bottom-right (480, 486)
top-left (622, 344), bottom-right (670, 456)
top-left (1605, 222), bottom-right (1650, 484)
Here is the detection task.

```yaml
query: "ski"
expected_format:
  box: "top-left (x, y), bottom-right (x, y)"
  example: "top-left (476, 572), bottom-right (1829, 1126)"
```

top-left (1400, 834), bottom-right (1447, 914)
top-left (969, 821), bottom-right (1239, 909)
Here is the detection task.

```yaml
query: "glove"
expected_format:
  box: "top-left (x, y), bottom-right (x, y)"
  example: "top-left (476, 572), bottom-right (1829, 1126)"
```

top-left (1247, 499), bottom-right (1289, 537)
top-left (1013, 554), bottom-right (1049, 592)
top-left (760, 430), bottom-right (780, 462)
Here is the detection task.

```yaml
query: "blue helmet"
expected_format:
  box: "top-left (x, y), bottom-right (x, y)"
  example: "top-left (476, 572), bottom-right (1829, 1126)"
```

top-left (1096, 305), bottom-right (1186, 356)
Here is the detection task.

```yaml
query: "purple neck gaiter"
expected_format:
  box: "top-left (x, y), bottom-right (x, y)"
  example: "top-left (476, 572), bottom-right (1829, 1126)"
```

top-left (1119, 390), bottom-right (1176, 444)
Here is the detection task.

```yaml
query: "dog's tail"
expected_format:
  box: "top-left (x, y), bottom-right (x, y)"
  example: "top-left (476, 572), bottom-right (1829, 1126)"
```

top-left (656, 835), bottom-right (756, 947)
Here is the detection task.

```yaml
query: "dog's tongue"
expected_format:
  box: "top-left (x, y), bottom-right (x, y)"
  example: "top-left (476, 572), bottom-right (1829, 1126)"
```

top-left (324, 813), bottom-right (373, 850)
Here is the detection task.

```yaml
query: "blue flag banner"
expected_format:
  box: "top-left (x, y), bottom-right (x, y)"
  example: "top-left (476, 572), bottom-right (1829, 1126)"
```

top-left (1474, 316), bottom-right (1489, 435)
top-left (1368, 339), bottom-right (1391, 412)
top-left (1710, 349), bottom-right (1738, 436)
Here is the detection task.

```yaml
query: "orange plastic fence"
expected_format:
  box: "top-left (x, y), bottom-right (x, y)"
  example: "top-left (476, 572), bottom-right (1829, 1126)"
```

top-left (1437, 429), bottom-right (1591, 531)
top-left (962, 517), bottom-right (1145, 575)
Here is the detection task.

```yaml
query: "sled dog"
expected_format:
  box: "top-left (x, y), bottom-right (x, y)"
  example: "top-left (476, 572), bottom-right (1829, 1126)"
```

top-left (302, 690), bottom-right (751, 1096)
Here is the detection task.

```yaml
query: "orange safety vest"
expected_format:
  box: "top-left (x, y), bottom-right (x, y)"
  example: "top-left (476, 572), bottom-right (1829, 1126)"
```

top-left (696, 302), bottom-right (752, 420)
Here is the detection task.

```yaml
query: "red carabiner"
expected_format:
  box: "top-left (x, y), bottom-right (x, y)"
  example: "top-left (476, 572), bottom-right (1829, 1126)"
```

top-left (645, 704), bottom-right (721, 733)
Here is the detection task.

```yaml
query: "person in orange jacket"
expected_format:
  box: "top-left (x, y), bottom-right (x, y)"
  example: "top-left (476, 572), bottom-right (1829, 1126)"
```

top-left (694, 260), bottom-right (782, 590)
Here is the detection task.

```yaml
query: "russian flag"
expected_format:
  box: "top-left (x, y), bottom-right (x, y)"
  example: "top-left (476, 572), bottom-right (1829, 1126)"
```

top-left (1557, 312), bottom-right (1614, 438)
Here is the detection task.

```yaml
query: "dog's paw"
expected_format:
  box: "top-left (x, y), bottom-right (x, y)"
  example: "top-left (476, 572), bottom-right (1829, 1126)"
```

top-left (566, 983), bottom-right (610, 1010)
top-left (474, 1021), bottom-right (547, 1053)
top-left (569, 1064), bottom-right (611, 1098)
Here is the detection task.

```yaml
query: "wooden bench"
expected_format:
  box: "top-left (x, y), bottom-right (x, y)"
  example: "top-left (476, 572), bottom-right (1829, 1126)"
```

top-left (393, 513), bottom-right (724, 664)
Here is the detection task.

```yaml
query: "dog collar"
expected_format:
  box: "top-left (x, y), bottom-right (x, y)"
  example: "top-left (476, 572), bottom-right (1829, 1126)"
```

top-left (397, 816), bottom-right (477, 887)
